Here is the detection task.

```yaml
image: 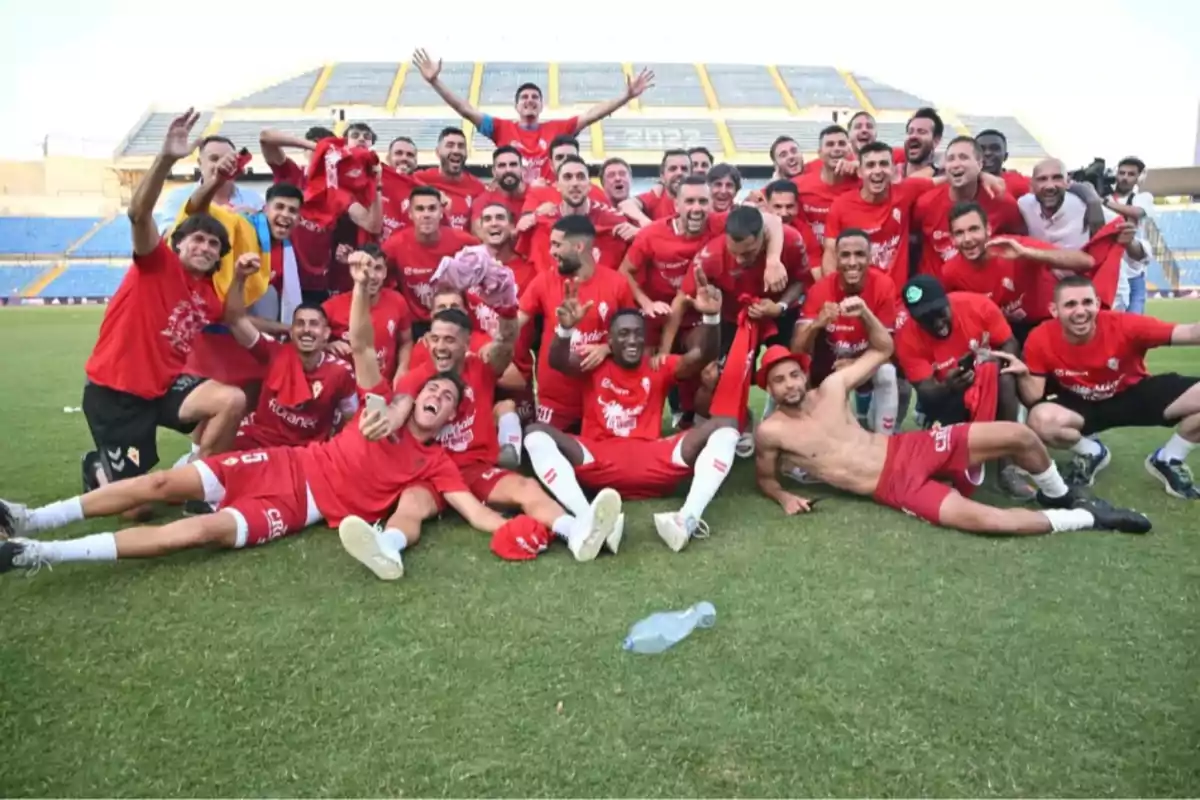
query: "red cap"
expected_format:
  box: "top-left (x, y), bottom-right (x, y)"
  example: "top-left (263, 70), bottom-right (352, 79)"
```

top-left (489, 515), bottom-right (550, 561)
top-left (755, 344), bottom-right (804, 390)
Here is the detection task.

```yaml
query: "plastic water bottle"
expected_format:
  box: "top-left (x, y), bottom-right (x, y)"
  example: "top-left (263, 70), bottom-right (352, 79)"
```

top-left (622, 601), bottom-right (717, 654)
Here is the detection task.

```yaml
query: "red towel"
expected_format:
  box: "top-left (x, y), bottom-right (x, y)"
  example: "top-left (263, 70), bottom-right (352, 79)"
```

top-left (263, 345), bottom-right (313, 407)
top-left (709, 295), bottom-right (770, 431)
top-left (304, 137), bottom-right (380, 228)
top-left (963, 360), bottom-right (999, 423)
top-left (219, 148), bottom-right (253, 181)
top-left (490, 515), bottom-right (551, 561)
top-left (1082, 218), bottom-right (1128, 309)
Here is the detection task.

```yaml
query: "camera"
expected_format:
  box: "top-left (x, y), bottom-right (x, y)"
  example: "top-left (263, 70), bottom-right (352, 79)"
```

top-left (1069, 158), bottom-right (1117, 197)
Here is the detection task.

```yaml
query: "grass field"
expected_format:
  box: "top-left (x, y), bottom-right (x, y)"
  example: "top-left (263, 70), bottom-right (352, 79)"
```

top-left (1, 302), bottom-right (1198, 798)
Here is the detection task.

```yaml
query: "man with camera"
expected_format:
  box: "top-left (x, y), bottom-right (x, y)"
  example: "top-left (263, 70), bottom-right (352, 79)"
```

top-left (1100, 157), bottom-right (1155, 314)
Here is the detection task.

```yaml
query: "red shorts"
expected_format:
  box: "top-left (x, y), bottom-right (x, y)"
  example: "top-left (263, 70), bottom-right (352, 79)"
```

top-left (459, 460), bottom-right (515, 503)
top-left (496, 387), bottom-right (536, 425)
top-left (576, 434), bottom-right (691, 500)
top-left (873, 424), bottom-right (975, 524)
top-left (198, 447), bottom-right (318, 548)
top-left (534, 401), bottom-right (581, 433)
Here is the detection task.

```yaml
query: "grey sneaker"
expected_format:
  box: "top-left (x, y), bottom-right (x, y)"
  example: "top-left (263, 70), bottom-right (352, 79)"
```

top-left (497, 443), bottom-right (521, 471)
top-left (0, 500), bottom-right (30, 540)
top-left (1145, 453), bottom-right (1200, 499)
top-left (1064, 442), bottom-right (1111, 487)
top-left (998, 465), bottom-right (1037, 502)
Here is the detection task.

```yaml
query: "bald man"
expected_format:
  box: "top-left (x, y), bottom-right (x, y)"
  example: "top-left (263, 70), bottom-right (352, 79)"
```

top-left (1017, 158), bottom-right (1106, 250)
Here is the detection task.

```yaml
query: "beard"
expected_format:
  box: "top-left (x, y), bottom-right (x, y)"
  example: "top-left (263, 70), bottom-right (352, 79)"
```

top-left (556, 257), bottom-right (582, 276)
top-left (498, 173), bottom-right (521, 191)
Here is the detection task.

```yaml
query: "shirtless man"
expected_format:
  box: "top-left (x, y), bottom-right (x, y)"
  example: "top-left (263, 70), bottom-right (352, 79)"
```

top-left (753, 298), bottom-right (1151, 535)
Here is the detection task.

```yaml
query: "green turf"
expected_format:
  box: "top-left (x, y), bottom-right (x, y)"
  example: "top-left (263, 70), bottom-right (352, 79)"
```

top-left (1, 303), bottom-right (1198, 797)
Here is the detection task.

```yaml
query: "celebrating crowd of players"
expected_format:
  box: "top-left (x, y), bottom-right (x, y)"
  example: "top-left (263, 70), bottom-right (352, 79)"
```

top-left (6, 49), bottom-right (1200, 580)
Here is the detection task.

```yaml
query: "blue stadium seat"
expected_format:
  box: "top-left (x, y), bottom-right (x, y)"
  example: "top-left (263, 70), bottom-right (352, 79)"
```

top-left (40, 264), bottom-right (129, 298)
top-left (1144, 258), bottom-right (1169, 289)
top-left (726, 120), bottom-right (825, 153)
top-left (318, 62), bottom-right (398, 106)
top-left (0, 265), bottom-right (49, 296)
top-left (705, 65), bottom-right (782, 108)
top-left (399, 62), bottom-right (473, 107)
top-left (215, 119), bottom-right (326, 147)
top-left (601, 119), bottom-right (720, 152)
top-left (959, 115), bottom-right (1047, 158)
top-left (227, 69), bottom-right (323, 108)
top-left (638, 64), bottom-right (708, 108)
top-left (0, 217), bottom-right (101, 256)
top-left (121, 112), bottom-right (213, 157)
top-left (777, 66), bottom-right (859, 108)
top-left (558, 63), bottom-right (626, 105)
top-left (479, 62), bottom-right (549, 106)
top-left (72, 217), bottom-right (132, 258)
top-left (851, 74), bottom-right (930, 110)
top-left (1175, 258), bottom-right (1200, 288)
top-left (1155, 211), bottom-right (1200, 250)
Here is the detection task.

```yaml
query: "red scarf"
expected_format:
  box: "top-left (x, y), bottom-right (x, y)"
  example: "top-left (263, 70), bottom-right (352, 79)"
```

top-left (490, 515), bottom-right (551, 561)
top-left (220, 149), bottom-right (253, 181)
top-left (963, 360), bottom-right (999, 423)
top-left (1081, 218), bottom-right (1129, 309)
top-left (709, 295), bottom-right (770, 431)
top-left (304, 137), bottom-right (380, 228)
top-left (264, 345), bottom-right (314, 407)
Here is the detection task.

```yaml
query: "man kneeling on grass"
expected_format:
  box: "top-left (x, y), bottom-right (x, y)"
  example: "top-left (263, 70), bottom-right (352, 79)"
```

top-left (0, 256), bottom-right (544, 579)
top-left (753, 294), bottom-right (1152, 536)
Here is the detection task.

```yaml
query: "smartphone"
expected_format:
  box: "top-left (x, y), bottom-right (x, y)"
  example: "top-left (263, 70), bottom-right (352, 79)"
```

top-left (957, 352), bottom-right (975, 372)
top-left (364, 393), bottom-right (388, 416)
top-left (806, 498), bottom-right (824, 511)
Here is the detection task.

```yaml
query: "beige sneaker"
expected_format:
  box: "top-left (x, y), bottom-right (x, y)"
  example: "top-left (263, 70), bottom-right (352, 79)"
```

top-left (338, 516), bottom-right (404, 580)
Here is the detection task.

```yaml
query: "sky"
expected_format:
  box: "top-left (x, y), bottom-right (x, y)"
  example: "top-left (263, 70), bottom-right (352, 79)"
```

top-left (0, 0), bottom-right (1197, 168)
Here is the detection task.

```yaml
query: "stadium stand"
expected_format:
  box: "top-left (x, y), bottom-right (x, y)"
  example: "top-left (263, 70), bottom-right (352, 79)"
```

top-left (602, 118), bottom-right (721, 153)
top-left (777, 66), bottom-right (860, 109)
top-left (480, 62), bottom-right (550, 106)
top-left (1155, 210), bottom-right (1200, 249)
top-left (0, 217), bottom-right (101, 256)
top-left (121, 112), bottom-right (214, 157)
top-left (0, 265), bottom-right (48, 296)
top-left (852, 74), bottom-right (931, 110)
top-left (71, 217), bottom-right (131, 258)
top-left (40, 264), bottom-right (128, 298)
top-left (398, 61), bottom-right (473, 106)
top-left (558, 63), bottom-right (626, 105)
top-left (638, 63), bottom-right (708, 108)
top-left (318, 62), bottom-right (399, 107)
top-left (361, 118), bottom-right (462, 152)
top-left (726, 120), bottom-right (825, 154)
top-left (226, 69), bottom-right (323, 108)
top-left (959, 116), bottom-right (1048, 158)
top-left (706, 65), bottom-right (783, 108)
top-left (215, 119), bottom-right (327, 145)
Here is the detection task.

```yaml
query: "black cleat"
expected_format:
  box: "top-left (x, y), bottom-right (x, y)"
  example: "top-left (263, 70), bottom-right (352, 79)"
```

top-left (182, 499), bottom-right (215, 516)
top-left (1075, 496), bottom-right (1152, 535)
top-left (1035, 489), bottom-right (1075, 510)
top-left (0, 539), bottom-right (26, 573)
top-left (81, 451), bottom-right (102, 493)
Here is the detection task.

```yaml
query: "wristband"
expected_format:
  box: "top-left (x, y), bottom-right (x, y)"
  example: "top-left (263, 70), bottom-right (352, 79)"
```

top-left (777, 300), bottom-right (790, 312)
top-left (702, 313), bottom-right (720, 325)
top-left (555, 324), bottom-right (575, 339)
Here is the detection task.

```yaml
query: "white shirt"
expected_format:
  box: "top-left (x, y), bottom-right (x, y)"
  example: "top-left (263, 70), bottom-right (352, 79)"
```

top-left (1102, 188), bottom-right (1154, 277)
top-left (1018, 192), bottom-right (1090, 249)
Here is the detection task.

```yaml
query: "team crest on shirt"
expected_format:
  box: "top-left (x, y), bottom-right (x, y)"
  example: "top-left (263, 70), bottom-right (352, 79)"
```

top-left (464, 384), bottom-right (475, 403)
top-left (1002, 277), bottom-right (1015, 290)
top-left (641, 377), bottom-right (651, 393)
top-left (892, 208), bottom-right (902, 223)
top-left (127, 447), bottom-right (140, 467)
top-left (599, 302), bottom-right (610, 322)
top-left (222, 456), bottom-right (239, 466)
top-left (1107, 357), bottom-right (1119, 370)
top-left (311, 380), bottom-right (324, 399)
top-left (387, 320), bottom-right (396, 337)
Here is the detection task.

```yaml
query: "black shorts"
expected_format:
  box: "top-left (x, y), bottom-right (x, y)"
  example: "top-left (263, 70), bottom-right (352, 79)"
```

top-left (301, 289), bottom-right (330, 305)
top-left (411, 319), bottom-right (431, 341)
top-left (1010, 318), bottom-right (1043, 349)
top-left (82, 375), bottom-right (207, 481)
top-left (1039, 373), bottom-right (1199, 436)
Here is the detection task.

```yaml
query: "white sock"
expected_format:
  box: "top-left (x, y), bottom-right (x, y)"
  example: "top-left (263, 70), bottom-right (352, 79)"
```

top-left (1029, 465), bottom-right (1070, 499)
top-left (1158, 433), bottom-right (1196, 463)
top-left (552, 514), bottom-right (576, 541)
top-left (1071, 437), bottom-right (1103, 457)
top-left (191, 442), bottom-right (201, 455)
top-left (870, 363), bottom-right (899, 436)
top-left (379, 528), bottom-right (408, 555)
top-left (525, 431), bottom-right (591, 518)
top-left (680, 427), bottom-right (738, 521)
top-left (497, 412), bottom-right (523, 451)
top-left (28, 497), bottom-right (84, 533)
top-left (1040, 508), bottom-right (1095, 532)
top-left (38, 532), bottom-right (118, 564)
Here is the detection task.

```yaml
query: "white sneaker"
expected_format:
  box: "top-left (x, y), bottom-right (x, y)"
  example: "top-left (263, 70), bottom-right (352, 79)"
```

top-left (569, 488), bottom-right (621, 562)
top-left (604, 513), bottom-right (625, 555)
top-left (0, 500), bottom-right (31, 540)
top-left (338, 516), bottom-right (404, 580)
top-left (497, 443), bottom-right (521, 470)
top-left (0, 538), bottom-right (49, 574)
top-left (653, 512), bottom-right (710, 553)
top-left (735, 431), bottom-right (755, 458)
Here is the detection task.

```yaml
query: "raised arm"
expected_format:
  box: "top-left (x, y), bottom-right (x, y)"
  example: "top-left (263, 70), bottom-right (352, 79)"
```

top-left (259, 128), bottom-right (314, 167)
top-left (575, 68), bottom-right (654, 131)
top-left (986, 237), bottom-right (1095, 273)
top-left (130, 109), bottom-right (204, 256)
top-left (820, 297), bottom-right (894, 396)
top-left (223, 254), bottom-right (266, 348)
top-left (347, 254), bottom-right (383, 391)
top-left (482, 313), bottom-right (519, 376)
top-left (412, 49), bottom-right (484, 128)
top-left (674, 268), bottom-right (721, 379)
top-left (345, 167), bottom-right (384, 235)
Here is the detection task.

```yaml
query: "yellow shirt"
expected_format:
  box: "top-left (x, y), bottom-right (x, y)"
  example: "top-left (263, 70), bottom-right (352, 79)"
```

top-left (172, 202), bottom-right (271, 304)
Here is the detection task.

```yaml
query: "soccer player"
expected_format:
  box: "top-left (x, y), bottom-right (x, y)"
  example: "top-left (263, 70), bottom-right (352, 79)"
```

top-left (224, 274), bottom-right (358, 450)
top-left (382, 186), bottom-right (480, 335)
top-left (975, 130), bottom-right (1030, 198)
top-left (474, 203), bottom-right (536, 300)
top-left (413, 48), bottom-right (653, 181)
top-left (895, 275), bottom-right (1035, 498)
top-left (754, 304), bottom-right (1151, 535)
top-left (80, 109), bottom-right (247, 495)
top-left (770, 136), bottom-right (804, 180)
top-left (601, 158), bottom-right (634, 206)
top-left (412, 127), bottom-right (486, 231)
top-left (322, 244), bottom-right (413, 383)
top-left (1013, 276), bottom-right (1200, 497)
top-left (912, 137), bottom-right (1024, 279)
top-left (900, 107), bottom-right (943, 178)
top-left (762, 179), bottom-right (801, 227)
top-left (521, 137), bottom-right (611, 209)
top-left (525, 269), bottom-right (736, 552)
top-left (706, 164), bottom-right (742, 214)
top-left (386, 136), bottom-right (418, 174)
top-left (620, 149), bottom-right (693, 225)
top-left (688, 147), bottom-right (714, 176)
top-left (792, 230), bottom-right (900, 436)
top-left (471, 146), bottom-right (527, 238)
top-left (518, 215), bottom-right (635, 431)
top-left (792, 125), bottom-right (860, 245)
top-left (1, 261), bottom-right (524, 577)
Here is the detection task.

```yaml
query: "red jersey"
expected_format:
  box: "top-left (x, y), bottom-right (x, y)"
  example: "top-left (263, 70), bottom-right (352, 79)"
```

top-left (684, 225), bottom-right (811, 322)
top-left (413, 168), bottom-right (487, 232)
top-left (241, 336), bottom-right (357, 447)
top-left (381, 226), bottom-right (481, 320)
top-left (1005, 236), bottom-right (1076, 324)
top-left (800, 269), bottom-right (899, 359)
top-left (272, 159), bottom-right (351, 292)
top-left (634, 188), bottom-right (677, 221)
top-left (625, 214), bottom-right (728, 305)
top-left (940, 252), bottom-right (1026, 319)
top-left (1002, 170), bottom-right (1031, 199)
top-left (895, 292), bottom-right (1013, 383)
top-left (470, 187), bottom-right (527, 228)
top-left (825, 178), bottom-right (935, 280)
top-left (486, 116), bottom-right (580, 183)
top-left (322, 288), bottom-right (411, 381)
top-left (378, 167), bottom-right (419, 243)
top-left (301, 409), bottom-right (466, 527)
top-left (399, 353), bottom-right (498, 467)
top-left (582, 356), bottom-right (680, 441)
top-left (516, 204), bottom-right (630, 275)
top-left (912, 183), bottom-right (1025, 279)
top-left (792, 171), bottom-right (860, 244)
top-left (410, 329), bottom-right (491, 371)
top-left (522, 183), bottom-right (611, 213)
top-left (1024, 311), bottom-right (1174, 402)
top-left (85, 240), bottom-right (224, 399)
top-left (519, 267), bottom-right (635, 414)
